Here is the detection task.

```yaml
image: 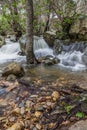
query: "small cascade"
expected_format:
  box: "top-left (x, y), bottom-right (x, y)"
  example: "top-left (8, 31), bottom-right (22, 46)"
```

top-left (0, 36), bottom-right (87, 71)
top-left (56, 41), bottom-right (87, 71)
top-left (33, 36), bottom-right (53, 59)
top-left (0, 39), bottom-right (25, 63)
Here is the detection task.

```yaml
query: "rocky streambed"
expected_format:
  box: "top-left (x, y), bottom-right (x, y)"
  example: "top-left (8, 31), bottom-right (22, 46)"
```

top-left (0, 64), bottom-right (87, 130)
top-left (0, 37), bottom-right (87, 129)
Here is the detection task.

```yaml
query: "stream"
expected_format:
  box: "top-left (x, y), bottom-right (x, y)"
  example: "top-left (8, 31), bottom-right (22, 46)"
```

top-left (0, 37), bottom-right (87, 89)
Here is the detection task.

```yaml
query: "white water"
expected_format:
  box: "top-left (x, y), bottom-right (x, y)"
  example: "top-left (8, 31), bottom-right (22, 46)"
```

top-left (0, 39), bottom-right (25, 64)
top-left (57, 51), bottom-right (86, 71)
top-left (33, 37), bottom-right (86, 71)
top-left (33, 36), bottom-right (54, 58)
top-left (0, 37), bottom-right (86, 71)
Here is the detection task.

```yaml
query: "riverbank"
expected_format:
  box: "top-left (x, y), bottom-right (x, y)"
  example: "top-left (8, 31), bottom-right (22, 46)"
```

top-left (0, 67), bottom-right (87, 130)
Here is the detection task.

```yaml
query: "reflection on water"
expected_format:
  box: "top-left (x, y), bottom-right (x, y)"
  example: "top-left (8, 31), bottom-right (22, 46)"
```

top-left (26, 64), bottom-right (87, 88)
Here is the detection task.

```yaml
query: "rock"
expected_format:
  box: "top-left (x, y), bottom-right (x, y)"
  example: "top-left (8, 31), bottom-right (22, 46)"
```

top-left (19, 35), bottom-right (26, 54)
top-left (0, 36), bottom-right (5, 48)
top-left (36, 124), bottom-right (42, 130)
top-left (35, 111), bottom-right (42, 118)
top-left (7, 122), bottom-right (24, 130)
top-left (52, 91), bottom-right (60, 101)
top-left (6, 74), bottom-right (17, 81)
top-left (35, 105), bottom-right (44, 112)
top-left (18, 102), bottom-right (25, 108)
top-left (43, 31), bottom-right (56, 47)
top-left (10, 35), bottom-right (16, 42)
top-left (82, 47), bottom-right (87, 65)
top-left (53, 40), bottom-right (63, 55)
top-left (9, 117), bottom-right (16, 122)
top-left (12, 108), bottom-right (20, 114)
top-left (43, 55), bottom-right (60, 65)
top-left (33, 127), bottom-right (37, 130)
top-left (26, 100), bottom-right (34, 108)
top-left (20, 107), bottom-right (25, 115)
top-left (69, 119), bottom-right (87, 130)
top-left (2, 62), bottom-right (25, 77)
top-left (70, 17), bottom-right (87, 41)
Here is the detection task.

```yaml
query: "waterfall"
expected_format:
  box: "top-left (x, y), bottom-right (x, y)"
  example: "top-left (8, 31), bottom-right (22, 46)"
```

top-left (33, 36), bottom-right (53, 59)
top-left (0, 39), bottom-right (25, 63)
top-left (0, 36), bottom-right (87, 71)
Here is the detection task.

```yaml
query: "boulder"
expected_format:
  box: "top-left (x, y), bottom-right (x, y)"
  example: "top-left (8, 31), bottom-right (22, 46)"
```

top-left (70, 17), bottom-right (87, 41)
top-left (10, 35), bottom-right (16, 42)
top-left (19, 35), bottom-right (26, 55)
top-left (2, 62), bottom-right (25, 77)
top-left (43, 31), bottom-right (56, 47)
top-left (69, 119), bottom-right (87, 130)
top-left (53, 40), bottom-right (63, 55)
top-left (43, 55), bottom-right (60, 65)
top-left (82, 47), bottom-right (87, 65)
top-left (0, 36), bottom-right (5, 48)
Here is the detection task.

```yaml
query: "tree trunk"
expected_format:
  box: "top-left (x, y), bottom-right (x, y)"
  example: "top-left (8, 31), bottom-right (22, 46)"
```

top-left (26, 0), bottom-right (35, 64)
top-left (6, 0), bottom-right (22, 41)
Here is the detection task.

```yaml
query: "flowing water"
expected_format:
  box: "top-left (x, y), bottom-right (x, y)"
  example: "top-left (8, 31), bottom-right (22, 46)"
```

top-left (0, 36), bottom-right (87, 89)
top-left (0, 38), bottom-right (26, 64)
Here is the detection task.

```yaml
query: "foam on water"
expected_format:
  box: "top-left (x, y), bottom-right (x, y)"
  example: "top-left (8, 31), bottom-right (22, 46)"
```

top-left (0, 39), bottom-right (25, 63)
top-left (33, 36), bottom-right (53, 58)
top-left (0, 37), bottom-right (86, 71)
top-left (57, 51), bottom-right (86, 71)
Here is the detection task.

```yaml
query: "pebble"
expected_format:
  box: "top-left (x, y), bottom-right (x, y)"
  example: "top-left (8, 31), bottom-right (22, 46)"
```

top-left (33, 127), bottom-right (37, 130)
top-left (36, 124), bottom-right (42, 130)
top-left (7, 121), bottom-right (24, 130)
top-left (18, 102), bottom-right (24, 108)
top-left (20, 107), bottom-right (25, 115)
top-left (30, 95), bottom-right (38, 98)
top-left (52, 91), bottom-right (60, 101)
top-left (36, 105), bottom-right (44, 111)
top-left (35, 111), bottom-right (42, 118)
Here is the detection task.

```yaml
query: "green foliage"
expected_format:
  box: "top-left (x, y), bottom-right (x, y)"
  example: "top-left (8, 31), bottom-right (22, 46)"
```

top-left (76, 112), bottom-right (85, 118)
top-left (65, 105), bottom-right (73, 114)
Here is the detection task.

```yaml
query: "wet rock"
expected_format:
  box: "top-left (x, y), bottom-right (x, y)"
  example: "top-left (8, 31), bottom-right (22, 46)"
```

top-left (43, 55), bottom-right (60, 65)
top-left (82, 48), bottom-right (87, 65)
top-left (18, 101), bottom-right (25, 108)
top-left (0, 36), bottom-right (5, 48)
top-left (10, 35), bottom-right (16, 42)
top-left (2, 62), bottom-right (25, 77)
top-left (19, 35), bottom-right (26, 54)
top-left (53, 39), bottom-right (63, 55)
top-left (69, 119), bottom-right (87, 130)
top-left (43, 31), bottom-right (56, 47)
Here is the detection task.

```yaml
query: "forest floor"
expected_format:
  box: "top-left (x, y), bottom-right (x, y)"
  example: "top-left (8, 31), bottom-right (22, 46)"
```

top-left (0, 76), bottom-right (87, 130)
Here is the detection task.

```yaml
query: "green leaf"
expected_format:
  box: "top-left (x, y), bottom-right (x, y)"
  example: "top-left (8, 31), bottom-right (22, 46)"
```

top-left (65, 105), bottom-right (73, 114)
top-left (76, 112), bottom-right (85, 118)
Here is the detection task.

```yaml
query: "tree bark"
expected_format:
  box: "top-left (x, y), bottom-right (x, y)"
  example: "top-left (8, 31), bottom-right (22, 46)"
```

top-left (6, 0), bottom-right (22, 40)
top-left (26, 0), bottom-right (35, 64)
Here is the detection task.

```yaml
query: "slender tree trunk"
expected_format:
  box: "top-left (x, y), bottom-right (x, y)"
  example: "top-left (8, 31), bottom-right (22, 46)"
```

top-left (6, 0), bottom-right (22, 40)
top-left (26, 0), bottom-right (35, 64)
